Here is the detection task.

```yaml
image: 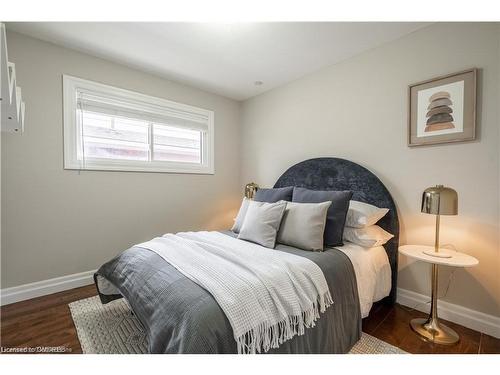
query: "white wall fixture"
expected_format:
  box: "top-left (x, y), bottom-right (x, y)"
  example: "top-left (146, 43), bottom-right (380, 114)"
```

top-left (1, 23), bottom-right (25, 133)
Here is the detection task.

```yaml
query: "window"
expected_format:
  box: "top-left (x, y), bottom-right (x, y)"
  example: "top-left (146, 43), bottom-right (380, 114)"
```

top-left (63, 75), bottom-right (214, 174)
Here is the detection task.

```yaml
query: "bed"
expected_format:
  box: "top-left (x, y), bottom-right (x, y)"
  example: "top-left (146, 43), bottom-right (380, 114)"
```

top-left (94, 157), bottom-right (399, 354)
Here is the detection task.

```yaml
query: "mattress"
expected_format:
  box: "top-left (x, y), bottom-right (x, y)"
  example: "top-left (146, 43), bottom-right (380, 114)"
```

top-left (334, 242), bottom-right (391, 318)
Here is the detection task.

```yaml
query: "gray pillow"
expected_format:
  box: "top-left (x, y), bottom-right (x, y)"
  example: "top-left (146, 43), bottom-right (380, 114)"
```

top-left (231, 197), bottom-right (265, 233)
top-left (292, 187), bottom-right (353, 247)
top-left (277, 201), bottom-right (331, 251)
top-left (238, 201), bottom-right (287, 248)
top-left (254, 186), bottom-right (293, 203)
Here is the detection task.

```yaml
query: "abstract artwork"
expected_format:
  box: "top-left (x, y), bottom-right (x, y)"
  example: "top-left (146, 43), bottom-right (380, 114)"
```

top-left (425, 91), bottom-right (455, 132)
top-left (408, 69), bottom-right (477, 146)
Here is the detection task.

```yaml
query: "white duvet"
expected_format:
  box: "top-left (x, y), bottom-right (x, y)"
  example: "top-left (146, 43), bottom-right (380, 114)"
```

top-left (334, 242), bottom-right (391, 318)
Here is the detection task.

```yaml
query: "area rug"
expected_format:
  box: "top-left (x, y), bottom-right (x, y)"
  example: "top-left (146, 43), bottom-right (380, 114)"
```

top-left (69, 296), bottom-right (406, 354)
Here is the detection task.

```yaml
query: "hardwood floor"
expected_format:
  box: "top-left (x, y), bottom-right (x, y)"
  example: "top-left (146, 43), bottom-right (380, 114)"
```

top-left (362, 302), bottom-right (499, 354)
top-left (1, 285), bottom-right (97, 354)
top-left (1, 285), bottom-right (499, 354)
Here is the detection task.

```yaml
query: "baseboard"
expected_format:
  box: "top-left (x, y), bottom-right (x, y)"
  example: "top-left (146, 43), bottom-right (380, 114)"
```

top-left (2, 274), bottom-right (498, 339)
top-left (0, 269), bottom-right (96, 306)
top-left (397, 288), bottom-right (500, 339)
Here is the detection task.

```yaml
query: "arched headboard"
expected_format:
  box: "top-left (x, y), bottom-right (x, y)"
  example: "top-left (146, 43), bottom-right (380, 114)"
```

top-left (274, 157), bottom-right (399, 303)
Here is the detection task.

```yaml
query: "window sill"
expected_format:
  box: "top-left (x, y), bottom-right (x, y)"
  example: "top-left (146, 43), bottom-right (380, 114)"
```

top-left (64, 160), bottom-right (215, 175)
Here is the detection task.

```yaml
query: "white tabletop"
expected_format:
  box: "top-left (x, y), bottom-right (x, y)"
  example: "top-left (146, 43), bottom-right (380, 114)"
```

top-left (399, 245), bottom-right (479, 267)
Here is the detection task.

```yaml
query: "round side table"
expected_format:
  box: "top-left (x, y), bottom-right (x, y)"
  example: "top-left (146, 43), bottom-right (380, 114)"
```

top-left (399, 245), bottom-right (478, 345)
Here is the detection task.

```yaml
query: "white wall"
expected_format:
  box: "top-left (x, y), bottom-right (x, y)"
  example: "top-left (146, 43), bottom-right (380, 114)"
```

top-left (240, 23), bottom-right (500, 317)
top-left (1, 31), bottom-right (242, 288)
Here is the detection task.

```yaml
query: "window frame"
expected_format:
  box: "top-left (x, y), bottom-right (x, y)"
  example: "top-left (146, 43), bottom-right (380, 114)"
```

top-left (62, 75), bottom-right (215, 174)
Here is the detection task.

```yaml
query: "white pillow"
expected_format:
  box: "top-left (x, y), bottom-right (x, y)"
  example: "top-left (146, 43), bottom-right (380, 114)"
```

top-left (232, 198), bottom-right (269, 233)
top-left (345, 200), bottom-right (389, 228)
top-left (277, 201), bottom-right (331, 251)
top-left (232, 197), bottom-right (249, 233)
top-left (343, 225), bottom-right (394, 248)
top-left (238, 201), bottom-right (287, 248)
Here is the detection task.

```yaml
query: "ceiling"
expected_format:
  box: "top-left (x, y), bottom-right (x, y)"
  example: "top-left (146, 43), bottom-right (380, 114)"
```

top-left (7, 22), bottom-right (429, 101)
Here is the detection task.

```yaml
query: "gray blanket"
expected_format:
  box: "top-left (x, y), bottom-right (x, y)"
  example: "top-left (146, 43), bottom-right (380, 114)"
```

top-left (94, 231), bottom-right (361, 354)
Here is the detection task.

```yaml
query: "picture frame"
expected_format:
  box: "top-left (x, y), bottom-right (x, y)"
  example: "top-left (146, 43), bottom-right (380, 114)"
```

top-left (408, 68), bottom-right (477, 147)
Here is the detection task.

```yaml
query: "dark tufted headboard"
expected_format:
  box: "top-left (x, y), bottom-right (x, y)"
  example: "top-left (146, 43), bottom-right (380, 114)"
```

top-left (274, 157), bottom-right (399, 303)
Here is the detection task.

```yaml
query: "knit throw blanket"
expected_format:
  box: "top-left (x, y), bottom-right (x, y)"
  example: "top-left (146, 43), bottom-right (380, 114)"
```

top-left (136, 231), bottom-right (333, 354)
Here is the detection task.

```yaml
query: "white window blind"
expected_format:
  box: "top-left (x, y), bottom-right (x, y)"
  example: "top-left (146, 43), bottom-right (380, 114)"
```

top-left (63, 76), bottom-right (214, 174)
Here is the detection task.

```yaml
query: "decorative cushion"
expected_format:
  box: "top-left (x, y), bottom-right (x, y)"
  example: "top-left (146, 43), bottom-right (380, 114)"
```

top-left (292, 187), bottom-right (353, 246)
top-left (254, 186), bottom-right (293, 203)
top-left (345, 200), bottom-right (389, 228)
top-left (343, 225), bottom-right (394, 248)
top-left (231, 197), bottom-right (262, 234)
top-left (277, 201), bottom-right (331, 251)
top-left (238, 201), bottom-right (287, 248)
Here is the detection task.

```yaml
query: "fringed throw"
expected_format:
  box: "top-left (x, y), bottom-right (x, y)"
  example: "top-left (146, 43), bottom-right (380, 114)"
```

top-left (137, 231), bottom-right (333, 354)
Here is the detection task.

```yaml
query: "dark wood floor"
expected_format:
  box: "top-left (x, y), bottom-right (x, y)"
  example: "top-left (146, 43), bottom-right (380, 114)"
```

top-left (362, 301), bottom-right (499, 354)
top-left (1, 284), bottom-right (499, 354)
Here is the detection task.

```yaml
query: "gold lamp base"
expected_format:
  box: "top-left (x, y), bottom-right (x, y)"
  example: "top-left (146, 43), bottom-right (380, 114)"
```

top-left (410, 317), bottom-right (459, 345)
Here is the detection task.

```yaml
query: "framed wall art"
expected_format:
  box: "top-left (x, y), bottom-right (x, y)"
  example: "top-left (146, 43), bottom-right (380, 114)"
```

top-left (408, 68), bottom-right (477, 147)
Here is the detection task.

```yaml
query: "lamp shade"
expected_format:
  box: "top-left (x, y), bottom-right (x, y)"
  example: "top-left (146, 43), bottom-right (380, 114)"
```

top-left (421, 185), bottom-right (458, 215)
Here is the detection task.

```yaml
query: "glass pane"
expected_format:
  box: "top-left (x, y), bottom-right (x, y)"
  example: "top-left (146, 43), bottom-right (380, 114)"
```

top-left (79, 110), bottom-right (149, 161)
top-left (153, 123), bottom-right (201, 164)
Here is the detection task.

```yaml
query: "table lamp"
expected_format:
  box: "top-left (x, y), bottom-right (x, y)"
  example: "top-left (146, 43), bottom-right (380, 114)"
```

top-left (421, 185), bottom-right (458, 258)
top-left (244, 182), bottom-right (259, 199)
top-left (411, 184), bottom-right (459, 344)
